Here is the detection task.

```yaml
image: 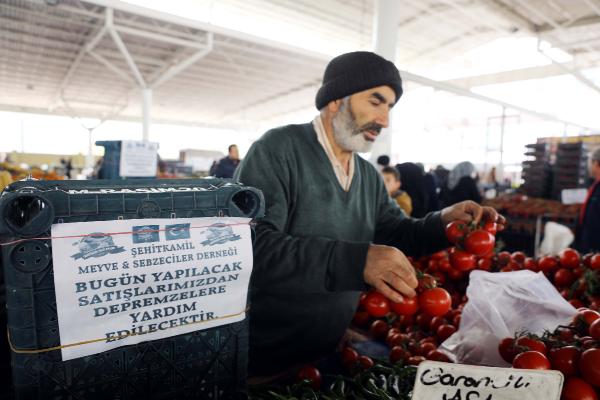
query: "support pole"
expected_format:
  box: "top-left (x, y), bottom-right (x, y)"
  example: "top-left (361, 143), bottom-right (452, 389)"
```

top-left (499, 107), bottom-right (506, 182)
top-left (370, 0), bottom-right (400, 163)
top-left (142, 88), bottom-right (152, 141)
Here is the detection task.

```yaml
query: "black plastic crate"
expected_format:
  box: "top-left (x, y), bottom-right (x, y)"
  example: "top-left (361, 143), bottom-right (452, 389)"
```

top-left (0, 178), bottom-right (264, 400)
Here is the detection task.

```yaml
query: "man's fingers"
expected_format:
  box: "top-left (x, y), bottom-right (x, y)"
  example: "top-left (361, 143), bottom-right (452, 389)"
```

top-left (374, 282), bottom-right (404, 304)
top-left (467, 201), bottom-right (483, 224)
top-left (385, 271), bottom-right (417, 299)
top-left (396, 253), bottom-right (418, 289)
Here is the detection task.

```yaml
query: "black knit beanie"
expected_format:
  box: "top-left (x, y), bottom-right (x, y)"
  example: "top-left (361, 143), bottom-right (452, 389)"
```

top-left (315, 51), bottom-right (403, 110)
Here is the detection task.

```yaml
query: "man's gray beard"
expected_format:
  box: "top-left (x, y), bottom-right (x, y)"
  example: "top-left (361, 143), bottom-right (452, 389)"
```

top-left (331, 98), bottom-right (374, 153)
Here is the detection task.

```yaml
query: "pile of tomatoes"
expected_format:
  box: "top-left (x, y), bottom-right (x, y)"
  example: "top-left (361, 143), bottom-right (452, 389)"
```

top-left (498, 307), bottom-right (600, 400)
top-left (351, 274), bottom-right (460, 368)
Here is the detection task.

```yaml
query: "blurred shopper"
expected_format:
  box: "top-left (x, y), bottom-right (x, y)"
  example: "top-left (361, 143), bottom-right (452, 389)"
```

top-left (575, 148), bottom-right (600, 253)
top-left (441, 161), bottom-right (482, 207)
top-left (210, 144), bottom-right (240, 178)
top-left (433, 165), bottom-right (450, 192)
top-left (0, 168), bottom-right (12, 191)
top-left (396, 162), bottom-right (428, 218)
top-left (381, 166), bottom-right (412, 215)
top-left (376, 154), bottom-right (390, 171)
top-left (235, 51), bottom-right (503, 378)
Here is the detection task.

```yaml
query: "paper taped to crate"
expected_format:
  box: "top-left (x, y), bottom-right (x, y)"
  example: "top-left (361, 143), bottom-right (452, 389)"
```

top-left (119, 140), bottom-right (159, 177)
top-left (51, 217), bottom-right (252, 360)
top-left (438, 270), bottom-right (576, 367)
top-left (412, 361), bottom-right (563, 400)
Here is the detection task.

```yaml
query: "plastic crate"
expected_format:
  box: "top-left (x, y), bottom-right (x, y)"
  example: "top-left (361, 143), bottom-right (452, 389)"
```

top-left (0, 178), bottom-right (264, 400)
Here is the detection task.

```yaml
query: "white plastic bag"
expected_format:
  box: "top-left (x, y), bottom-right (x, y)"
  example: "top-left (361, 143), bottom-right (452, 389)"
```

top-left (539, 221), bottom-right (574, 256)
top-left (439, 270), bottom-right (576, 367)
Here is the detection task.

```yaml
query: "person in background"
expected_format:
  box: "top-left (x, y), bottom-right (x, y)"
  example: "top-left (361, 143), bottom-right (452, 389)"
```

top-left (211, 144), bottom-right (240, 178)
top-left (0, 167), bottom-right (12, 191)
top-left (575, 147), bottom-right (600, 253)
top-left (396, 162), bottom-right (428, 218)
top-left (422, 166), bottom-right (440, 213)
top-left (441, 161), bottom-right (482, 207)
top-left (376, 155), bottom-right (390, 171)
top-left (381, 166), bottom-right (412, 216)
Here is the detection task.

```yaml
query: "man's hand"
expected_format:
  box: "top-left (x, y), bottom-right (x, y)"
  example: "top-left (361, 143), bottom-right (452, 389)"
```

top-left (441, 200), bottom-right (506, 229)
top-left (363, 245), bottom-right (418, 302)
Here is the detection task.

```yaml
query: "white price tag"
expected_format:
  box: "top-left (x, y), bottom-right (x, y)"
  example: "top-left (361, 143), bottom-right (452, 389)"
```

top-left (561, 188), bottom-right (587, 205)
top-left (412, 361), bottom-right (563, 400)
top-left (119, 140), bottom-right (159, 177)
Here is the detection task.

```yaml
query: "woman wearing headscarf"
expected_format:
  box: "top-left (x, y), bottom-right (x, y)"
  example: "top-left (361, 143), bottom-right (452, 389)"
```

top-left (396, 162), bottom-right (429, 218)
top-left (441, 161), bottom-right (482, 207)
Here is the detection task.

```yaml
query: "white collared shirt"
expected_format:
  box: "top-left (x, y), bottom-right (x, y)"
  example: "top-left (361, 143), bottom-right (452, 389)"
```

top-left (312, 115), bottom-right (355, 192)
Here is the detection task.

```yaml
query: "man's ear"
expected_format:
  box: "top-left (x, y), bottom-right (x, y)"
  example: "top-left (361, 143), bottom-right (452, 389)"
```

top-left (327, 99), bottom-right (342, 114)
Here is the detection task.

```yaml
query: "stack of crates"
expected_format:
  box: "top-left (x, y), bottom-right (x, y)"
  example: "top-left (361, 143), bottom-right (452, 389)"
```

top-left (520, 143), bottom-right (553, 199)
top-left (553, 142), bottom-right (590, 199)
top-left (0, 178), bottom-right (264, 400)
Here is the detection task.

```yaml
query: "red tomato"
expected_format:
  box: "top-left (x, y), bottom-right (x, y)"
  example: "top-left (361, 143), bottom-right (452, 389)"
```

top-left (438, 259), bottom-right (452, 272)
top-left (447, 268), bottom-right (463, 281)
top-left (579, 348), bottom-right (600, 387)
top-left (559, 248), bottom-right (581, 269)
top-left (562, 377), bottom-right (598, 400)
top-left (590, 319), bottom-right (600, 340)
top-left (426, 350), bottom-right (451, 362)
top-left (557, 327), bottom-right (576, 342)
top-left (416, 313), bottom-right (433, 330)
top-left (445, 221), bottom-right (468, 244)
top-left (511, 251), bottom-right (526, 264)
top-left (357, 355), bottom-right (374, 370)
top-left (548, 346), bottom-right (580, 377)
top-left (437, 324), bottom-right (456, 341)
top-left (515, 337), bottom-right (547, 355)
top-left (363, 291), bottom-right (390, 318)
top-left (449, 248), bottom-right (477, 271)
top-left (297, 365), bottom-right (321, 389)
top-left (497, 251), bottom-right (511, 265)
top-left (417, 342), bottom-right (437, 356)
top-left (573, 309), bottom-right (600, 328)
top-left (464, 230), bottom-right (496, 256)
top-left (523, 257), bottom-right (539, 271)
top-left (554, 268), bottom-right (576, 287)
top-left (389, 346), bottom-right (409, 363)
top-left (483, 221), bottom-right (497, 235)
top-left (452, 314), bottom-right (461, 328)
top-left (429, 316), bottom-right (447, 333)
top-left (341, 347), bottom-right (359, 366)
top-left (512, 351), bottom-right (551, 370)
top-left (498, 337), bottom-right (517, 363)
top-left (369, 319), bottom-right (389, 340)
top-left (477, 258), bottom-right (492, 271)
top-left (390, 296), bottom-right (419, 316)
top-left (407, 355), bottom-right (426, 366)
top-left (538, 256), bottom-right (558, 273)
top-left (591, 254), bottom-right (600, 271)
top-left (418, 288), bottom-right (452, 317)
top-left (352, 310), bottom-right (370, 327)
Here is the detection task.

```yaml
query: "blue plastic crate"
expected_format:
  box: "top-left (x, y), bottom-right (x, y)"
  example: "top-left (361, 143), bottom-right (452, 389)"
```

top-left (0, 178), bottom-right (264, 399)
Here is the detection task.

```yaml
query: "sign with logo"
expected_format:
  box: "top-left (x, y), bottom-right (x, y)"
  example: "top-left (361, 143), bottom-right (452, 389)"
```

top-left (561, 188), bottom-right (587, 205)
top-left (51, 217), bottom-right (252, 360)
top-left (412, 361), bottom-right (563, 400)
top-left (119, 140), bottom-right (159, 177)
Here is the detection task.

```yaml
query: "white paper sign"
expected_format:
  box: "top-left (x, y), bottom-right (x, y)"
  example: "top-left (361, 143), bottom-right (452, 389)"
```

top-left (51, 217), bottom-right (252, 360)
top-left (561, 188), bottom-right (587, 205)
top-left (412, 361), bottom-right (563, 400)
top-left (119, 140), bottom-right (159, 177)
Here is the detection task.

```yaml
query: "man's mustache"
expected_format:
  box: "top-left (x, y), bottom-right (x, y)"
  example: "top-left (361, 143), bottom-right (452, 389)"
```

top-left (359, 123), bottom-right (383, 134)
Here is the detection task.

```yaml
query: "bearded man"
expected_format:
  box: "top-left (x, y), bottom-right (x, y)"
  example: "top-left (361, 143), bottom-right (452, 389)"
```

top-left (235, 51), bottom-right (503, 377)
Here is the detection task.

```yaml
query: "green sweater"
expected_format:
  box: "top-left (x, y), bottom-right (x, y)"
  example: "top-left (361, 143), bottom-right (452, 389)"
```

top-left (235, 123), bottom-right (448, 375)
